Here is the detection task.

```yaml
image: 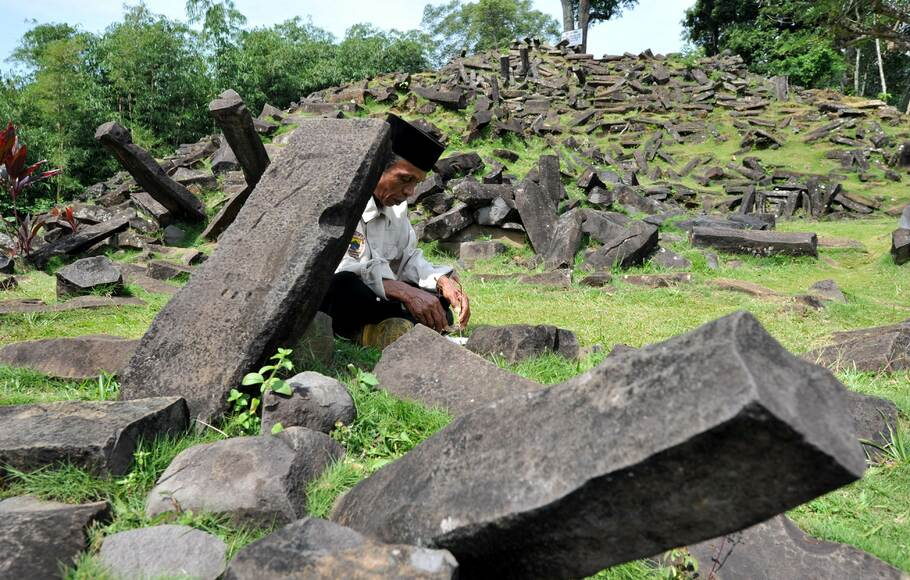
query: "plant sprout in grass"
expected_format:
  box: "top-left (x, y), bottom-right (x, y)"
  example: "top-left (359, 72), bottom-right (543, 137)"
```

top-left (228, 347), bottom-right (296, 435)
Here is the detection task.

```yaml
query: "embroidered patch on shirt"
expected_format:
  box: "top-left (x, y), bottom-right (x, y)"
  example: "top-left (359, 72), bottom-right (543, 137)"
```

top-left (348, 232), bottom-right (366, 258)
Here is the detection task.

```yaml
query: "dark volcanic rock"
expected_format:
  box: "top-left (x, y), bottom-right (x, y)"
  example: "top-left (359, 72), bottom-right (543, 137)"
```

top-left (55, 256), bottom-right (124, 299)
top-left (131, 190), bottom-right (173, 226)
top-left (806, 321), bottom-right (910, 372)
top-left (374, 324), bottom-right (541, 416)
top-left (209, 89), bottom-right (271, 186)
top-left (147, 427), bottom-right (343, 526)
top-left (0, 254), bottom-right (13, 274)
top-left (843, 390), bottom-right (900, 450)
top-left (0, 335), bottom-right (137, 380)
top-left (544, 208), bottom-right (583, 269)
top-left (119, 119), bottom-right (390, 423)
top-left (651, 247), bottom-right (692, 270)
top-left (201, 184), bottom-right (255, 242)
top-left (584, 221), bottom-right (659, 270)
top-left (809, 279), bottom-right (847, 303)
top-left (688, 515), bottom-right (905, 580)
top-left (421, 203), bottom-right (474, 242)
top-left (893, 228), bottom-right (909, 265)
top-left (28, 214), bottom-right (130, 268)
top-left (0, 496), bottom-right (112, 579)
top-left (332, 312), bottom-right (866, 579)
top-left (0, 295), bottom-right (145, 314)
top-left (412, 85), bottom-right (468, 110)
top-left (0, 397), bottom-right (188, 475)
top-left (100, 524), bottom-right (227, 580)
top-left (95, 122), bottom-right (206, 222)
top-left (514, 178), bottom-right (558, 255)
top-left (261, 371), bottom-right (356, 435)
top-left (434, 152), bottom-right (484, 181)
top-left (467, 324), bottom-right (579, 363)
top-left (224, 517), bottom-right (459, 580)
top-left (677, 214), bottom-right (775, 232)
top-left (691, 227), bottom-right (817, 258)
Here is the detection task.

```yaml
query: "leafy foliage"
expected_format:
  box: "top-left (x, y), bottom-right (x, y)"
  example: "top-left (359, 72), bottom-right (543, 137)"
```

top-left (228, 347), bottom-right (295, 435)
top-left (421, 0), bottom-right (560, 66)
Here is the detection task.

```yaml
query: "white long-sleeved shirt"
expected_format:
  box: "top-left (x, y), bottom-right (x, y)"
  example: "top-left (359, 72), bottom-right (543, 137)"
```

top-left (336, 197), bottom-right (452, 300)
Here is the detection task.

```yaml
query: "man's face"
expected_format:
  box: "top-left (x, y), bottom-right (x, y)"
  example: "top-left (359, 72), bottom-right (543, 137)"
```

top-left (373, 158), bottom-right (428, 207)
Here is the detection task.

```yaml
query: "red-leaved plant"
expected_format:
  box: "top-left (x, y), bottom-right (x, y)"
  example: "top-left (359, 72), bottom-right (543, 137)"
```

top-left (51, 206), bottom-right (79, 234)
top-left (0, 121), bottom-right (61, 258)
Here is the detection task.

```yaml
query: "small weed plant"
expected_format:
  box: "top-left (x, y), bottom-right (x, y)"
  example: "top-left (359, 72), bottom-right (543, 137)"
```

top-left (862, 421), bottom-right (910, 466)
top-left (228, 347), bottom-right (295, 435)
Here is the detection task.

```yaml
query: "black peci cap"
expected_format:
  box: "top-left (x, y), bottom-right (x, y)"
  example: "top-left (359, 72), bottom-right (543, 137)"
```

top-left (386, 113), bottom-right (446, 173)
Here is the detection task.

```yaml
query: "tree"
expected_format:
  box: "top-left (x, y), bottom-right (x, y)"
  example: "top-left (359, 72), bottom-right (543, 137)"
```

top-left (421, 0), bottom-right (560, 66)
top-left (185, 0), bottom-right (247, 89)
top-left (559, 0), bottom-right (638, 53)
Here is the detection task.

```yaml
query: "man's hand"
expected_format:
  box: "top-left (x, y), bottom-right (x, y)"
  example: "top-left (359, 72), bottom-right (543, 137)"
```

top-left (383, 280), bottom-right (448, 332)
top-left (437, 275), bottom-right (470, 329)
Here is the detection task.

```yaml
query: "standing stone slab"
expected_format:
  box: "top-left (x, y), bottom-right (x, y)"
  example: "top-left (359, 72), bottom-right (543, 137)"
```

top-left (893, 228), bottom-right (910, 265)
top-left (224, 517), bottom-right (459, 579)
top-left (119, 119), bottom-right (390, 423)
top-left (688, 515), bottom-right (906, 580)
top-left (691, 227), bottom-right (818, 257)
top-left (374, 324), bottom-right (541, 416)
top-left (333, 312), bottom-right (866, 579)
top-left (95, 122), bottom-right (206, 222)
top-left (514, 178), bottom-right (558, 255)
top-left (146, 427), bottom-right (344, 526)
top-left (0, 397), bottom-right (188, 475)
top-left (544, 208), bottom-right (583, 269)
top-left (0, 335), bottom-right (138, 380)
top-left (100, 525), bottom-right (227, 580)
top-left (209, 89), bottom-right (271, 187)
top-left (0, 496), bottom-right (112, 579)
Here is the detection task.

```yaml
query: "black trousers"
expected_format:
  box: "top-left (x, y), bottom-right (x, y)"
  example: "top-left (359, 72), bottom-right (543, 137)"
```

top-left (320, 271), bottom-right (453, 339)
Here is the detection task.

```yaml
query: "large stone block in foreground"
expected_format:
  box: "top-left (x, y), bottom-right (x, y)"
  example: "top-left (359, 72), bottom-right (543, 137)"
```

top-left (688, 515), bottom-right (906, 579)
top-left (0, 397), bottom-right (188, 475)
top-left (333, 312), bottom-right (866, 579)
top-left (119, 119), bottom-right (390, 422)
top-left (374, 324), bottom-right (541, 416)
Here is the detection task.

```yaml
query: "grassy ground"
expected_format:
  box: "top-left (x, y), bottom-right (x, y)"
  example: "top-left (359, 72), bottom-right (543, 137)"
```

top-left (1, 210), bottom-right (908, 577)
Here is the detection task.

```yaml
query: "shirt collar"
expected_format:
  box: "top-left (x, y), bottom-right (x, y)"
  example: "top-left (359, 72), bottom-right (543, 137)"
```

top-left (362, 197), bottom-right (382, 223)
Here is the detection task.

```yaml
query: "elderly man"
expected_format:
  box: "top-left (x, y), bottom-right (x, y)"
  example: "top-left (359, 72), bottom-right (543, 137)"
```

top-left (320, 114), bottom-right (470, 349)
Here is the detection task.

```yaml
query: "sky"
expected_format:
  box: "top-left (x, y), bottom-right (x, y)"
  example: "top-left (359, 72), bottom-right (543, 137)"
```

top-left (0, 0), bottom-right (695, 72)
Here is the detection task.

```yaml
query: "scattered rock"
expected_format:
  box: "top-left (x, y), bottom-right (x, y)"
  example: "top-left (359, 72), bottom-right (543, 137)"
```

top-left (224, 517), bottom-right (459, 579)
top-left (292, 310), bottom-right (335, 368)
top-left (333, 312), bottom-right (865, 579)
top-left (710, 278), bottom-right (779, 298)
top-left (261, 371), bottom-right (355, 435)
top-left (580, 272), bottom-right (613, 287)
top-left (374, 324), bottom-right (541, 416)
top-left (0, 295), bottom-right (146, 314)
top-left (119, 119), bottom-right (391, 424)
top-left (147, 259), bottom-right (194, 281)
top-left (0, 335), bottom-right (138, 380)
top-left (584, 221), bottom-right (659, 270)
top-left (466, 324), bottom-right (579, 363)
top-left (817, 237), bottom-right (867, 251)
top-left (519, 268), bottom-right (572, 287)
top-left (162, 224), bottom-right (186, 246)
top-left (691, 227), bottom-right (818, 257)
top-left (688, 515), bottom-right (905, 580)
top-left (0, 397), bottom-right (188, 475)
top-left (809, 279), bottom-right (847, 303)
top-left (55, 256), bottom-right (124, 299)
top-left (0, 254), bottom-right (12, 274)
top-left (843, 390), bottom-right (900, 451)
top-left (893, 228), bottom-right (909, 265)
top-left (28, 214), bottom-right (131, 269)
top-left (806, 321), bottom-right (910, 372)
top-left (651, 247), bottom-right (692, 270)
top-left (0, 496), bottom-right (111, 579)
top-left (622, 272), bottom-right (692, 288)
top-left (441, 240), bottom-right (508, 268)
top-left (146, 427), bottom-right (343, 526)
top-left (100, 525), bottom-right (227, 580)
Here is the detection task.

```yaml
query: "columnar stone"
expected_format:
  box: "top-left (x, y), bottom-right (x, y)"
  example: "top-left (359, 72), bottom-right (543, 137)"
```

top-left (691, 227), bottom-right (818, 258)
top-left (100, 525), bottom-right (227, 580)
top-left (773, 75), bottom-right (790, 101)
top-left (333, 312), bottom-right (866, 579)
top-left (224, 518), bottom-right (459, 579)
top-left (513, 178), bottom-right (558, 255)
top-left (892, 228), bottom-right (909, 265)
top-left (131, 190), bottom-right (173, 226)
top-left (0, 397), bottom-right (188, 475)
top-left (688, 516), bottom-right (905, 580)
top-left (421, 203), bottom-right (474, 242)
top-left (538, 154), bottom-right (565, 205)
top-left (209, 90), bottom-right (271, 187)
top-left (0, 335), bottom-right (138, 380)
top-left (519, 47), bottom-right (530, 74)
top-left (28, 214), bottom-right (130, 268)
top-left (95, 122), bottom-right (206, 222)
top-left (544, 208), bottom-right (583, 269)
top-left (0, 496), bottom-right (112, 579)
top-left (900, 205), bottom-right (910, 230)
top-left (119, 119), bottom-right (390, 423)
top-left (806, 321), bottom-right (910, 372)
top-left (584, 221), bottom-right (659, 270)
top-left (146, 428), bottom-right (344, 526)
top-left (373, 324), bottom-right (541, 415)
top-left (55, 256), bottom-right (124, 299)
top-left (201, 184), bottom-right (254, 241)
top-left (411, 86), bottom-right (468, 110)
top-left (499, 55), bottom-right (511, 84)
